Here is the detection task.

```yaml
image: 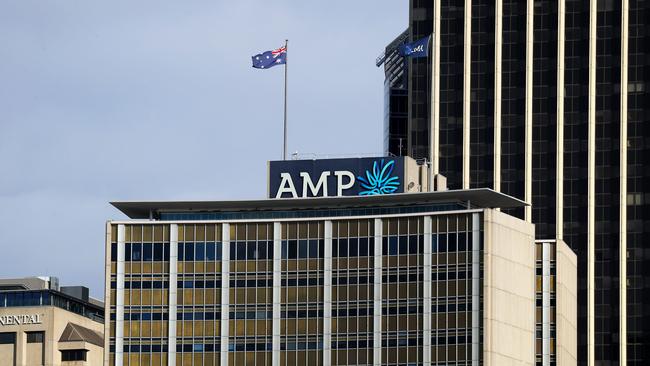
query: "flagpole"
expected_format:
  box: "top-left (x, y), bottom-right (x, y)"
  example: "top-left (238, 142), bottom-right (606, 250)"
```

top-left (283, 39), bottom-right (288, 160)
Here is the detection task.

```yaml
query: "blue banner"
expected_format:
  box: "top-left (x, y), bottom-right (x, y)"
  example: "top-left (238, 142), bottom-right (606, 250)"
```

top-left (398, 35), bottom-right (431, 58)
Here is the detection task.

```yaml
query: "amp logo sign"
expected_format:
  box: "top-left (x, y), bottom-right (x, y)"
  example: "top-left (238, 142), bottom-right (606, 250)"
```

top-left (268, 157), bottom-right (404, 199)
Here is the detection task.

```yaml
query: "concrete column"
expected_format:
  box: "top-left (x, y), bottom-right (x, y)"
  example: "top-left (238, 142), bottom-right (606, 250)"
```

top-left (272, 222), bottom-right (282, 366)
top-left (104, 222), bottom-right (113, 366)
top-left (220, 224), bottom-right (230, 366)
top-left (542, 242), bottom-right (551, 366)
top-left (423, 216), bottom-right (432, 365)
top-left (471, 213), bottom-right (480, 365)
top-left (168, 224), bottom-right (178, 366)
top-left (373, 219), bottom-right (383, 366)
top-left (115, 224), bottom-right (125, 366)
top-left (323, 221), bottom-right (333, 366)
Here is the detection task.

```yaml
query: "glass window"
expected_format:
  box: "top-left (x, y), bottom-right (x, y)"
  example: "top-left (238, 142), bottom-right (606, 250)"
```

top-left (281, 241), bottom-right (288, 259)
top-left (337, 239), bottom-right (348, 257)
top-left (26, 332), bottom-right (44, 343)
top-left (61, 350), bottom-right (87, 362)
top-left (206, 242), bottom-right (215, 260)
top-left (125, 243), bottom-right (131, 261)
top-left (308, 240), bottom-right (318, 258)
top-left (195, 243), bottom-right (205, 261)
top-left (389, 237), bottom-right (398, 255)
top-left (448, 233), bottom-right (457, 251)
top-left (0, 332), bottom-right (16, 344)
top-left (298, 240), bottom-right (308, 258)
top-left (132, 243), bottom-right (142, 261)
top-left (177, 244), bottom-right (184, 261)
top-left (247, 242), bottom-right (257, 259)
top-left (288, 240), bottom-right (298, 259)
top-left (359, 238), bottom-right (369, 256)
top-left (216, 243), bottom-right (222, 260)
top-left (349, 238), bottom-right (359, 256)
top-left (257, 241), bottom-right (268, 259)
top-left (184, 243), bottom-right (194, 261)
top-left (142, 243), bottom-right (153, 261)
top-left (439, 235), bottom-right (447, 252)
top-left (153, 244), bottom-right (163, 261)
top-left (236, 242), bottom-right (246, 260)
top-left (398, 236), bottom-right (408, 254)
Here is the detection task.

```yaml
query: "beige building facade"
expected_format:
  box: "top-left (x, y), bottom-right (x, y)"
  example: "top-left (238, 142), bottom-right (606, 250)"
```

top-left (105, 189), bottom-right (577, 365)
top-left (0, 279), bottom-right (104, 366)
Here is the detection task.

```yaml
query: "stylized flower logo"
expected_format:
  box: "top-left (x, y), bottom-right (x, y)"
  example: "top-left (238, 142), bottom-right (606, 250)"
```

top-left (358, 159), bottom-right (400, 196)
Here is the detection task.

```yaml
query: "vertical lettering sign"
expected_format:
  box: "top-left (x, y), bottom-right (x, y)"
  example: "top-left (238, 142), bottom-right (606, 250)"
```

top-left (268, 157), bottom-right (404, 198)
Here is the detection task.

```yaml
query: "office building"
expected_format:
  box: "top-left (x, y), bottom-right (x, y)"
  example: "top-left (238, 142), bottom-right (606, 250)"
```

top-left (381, 1), bottom-right (648, 364)
top-left (378, 29), bottom-right (410, 157)
top-left (106, 157), bottom-right (576, 366)
top-left (0, 277), bottom-right (104, 366)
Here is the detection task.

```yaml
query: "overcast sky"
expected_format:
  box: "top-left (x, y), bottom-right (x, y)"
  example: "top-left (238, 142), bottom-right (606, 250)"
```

top-left (0, 1), bottom-right (407, 298)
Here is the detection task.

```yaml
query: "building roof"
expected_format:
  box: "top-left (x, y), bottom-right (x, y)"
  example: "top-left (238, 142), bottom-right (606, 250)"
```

top-left (59, 323), bottom-right (104, 347)
top-left (111, 188), bottom-right (528, 219)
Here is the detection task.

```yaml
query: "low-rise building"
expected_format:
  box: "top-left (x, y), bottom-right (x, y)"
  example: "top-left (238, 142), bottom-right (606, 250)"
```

top-left (0, 277), bottom-right (104, 366)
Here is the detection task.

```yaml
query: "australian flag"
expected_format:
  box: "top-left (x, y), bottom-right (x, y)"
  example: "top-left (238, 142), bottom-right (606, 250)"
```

top-left (252, 46), bottom-right (287, 69)
top-left (398, 35), bottom-right (431, 58)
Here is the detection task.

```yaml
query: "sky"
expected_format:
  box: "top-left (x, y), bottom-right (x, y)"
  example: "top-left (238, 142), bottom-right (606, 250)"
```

top-left (0, 1), bottom-right (408, 298)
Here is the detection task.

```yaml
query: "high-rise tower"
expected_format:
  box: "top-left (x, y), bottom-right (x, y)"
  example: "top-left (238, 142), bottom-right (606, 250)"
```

top-left (382, 1), bottom-right (649, 365)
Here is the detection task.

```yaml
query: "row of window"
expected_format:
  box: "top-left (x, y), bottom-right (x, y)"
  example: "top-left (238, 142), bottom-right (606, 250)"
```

top-left (282, 278), bottom-right (323, 286)
top-left (113, 338), bottom-right (475, 351)
top-left (178, 243), bottom-right (223, 261)
top-left (112, 281), bottom-right (171, 289)
top-left (279, 342), bottom-right (323, 351)
top-left (382, 338), bottom-right (420, 347)
top-left (332, 308), bottom-right (373, 317)
top-left (380, 233), bottom-right (474, 255)
top-left (111, 273), bottom-right (468, 290)
top-left (282, 240), bottom-right (324, 259)
top-left (177, 312), bottom-right (224, 320)
top-left (178, 344), bottom-right (220, 352)
top-left (117, 243), bottom-right (171, 262)
top-left (332, 238), bottom-right (374, 257)
top-left (159, 203), bottom-right (461, 221)
top-left (177, 280), bottom-right (222, 289)
top-left (382, 306), bottom-right (422, 315)
top-left (112, 234), bottom-right (476, 263)
top-left (0, 291), bottom-right (102, 321)
top-left (115, 313), bottom-right (169, 321)
top-left (118, 309), bottom-right (384, 321)
top-left (61, 350), bottom-right (87, 362)
top-left (331, 340), bottom-right (374, 349)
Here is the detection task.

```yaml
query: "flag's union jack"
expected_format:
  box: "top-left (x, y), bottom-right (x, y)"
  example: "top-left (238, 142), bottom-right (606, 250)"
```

top-left (271, 46), bottom-right (286, 58)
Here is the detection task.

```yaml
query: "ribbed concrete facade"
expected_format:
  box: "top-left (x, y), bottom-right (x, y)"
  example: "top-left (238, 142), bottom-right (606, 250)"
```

top-left (104, 191), bottom-right (575, 365)
top-left (387, 1), bottom-right (649, 364)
